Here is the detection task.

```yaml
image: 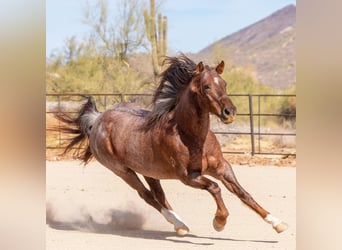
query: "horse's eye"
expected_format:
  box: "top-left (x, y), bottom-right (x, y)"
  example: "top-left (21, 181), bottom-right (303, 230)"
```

top-left (204, 84), bottom-right (210, 90)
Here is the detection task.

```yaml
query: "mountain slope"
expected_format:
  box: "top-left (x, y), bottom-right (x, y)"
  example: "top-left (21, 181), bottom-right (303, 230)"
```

top-left (198, 4), bottom-right (296, 90)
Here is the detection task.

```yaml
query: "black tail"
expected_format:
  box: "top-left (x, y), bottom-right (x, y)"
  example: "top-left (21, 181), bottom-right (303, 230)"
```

top-left (53, 96), bottom-right (101, 164)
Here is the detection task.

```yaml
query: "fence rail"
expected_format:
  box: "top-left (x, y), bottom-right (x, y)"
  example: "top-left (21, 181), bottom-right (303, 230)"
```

top-left (46, 93), bottom-right (296, 157)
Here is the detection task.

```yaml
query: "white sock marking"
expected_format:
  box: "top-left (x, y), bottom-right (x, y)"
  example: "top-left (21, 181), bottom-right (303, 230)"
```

top-left (161, 208), bottom-right (187, 229)
top-left (264, 214), bottom-right (282, 227)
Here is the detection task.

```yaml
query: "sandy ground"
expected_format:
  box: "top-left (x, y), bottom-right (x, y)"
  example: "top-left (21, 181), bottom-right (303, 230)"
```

top-left (46, 161), bottom-right (296, 250)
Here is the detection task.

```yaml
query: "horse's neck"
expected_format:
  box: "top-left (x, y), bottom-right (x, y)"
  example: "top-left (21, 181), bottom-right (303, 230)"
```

top-left (174, 88), bottom-right (209, 146)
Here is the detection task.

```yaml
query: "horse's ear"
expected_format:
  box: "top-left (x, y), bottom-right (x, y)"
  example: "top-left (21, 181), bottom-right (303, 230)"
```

top-left (216, 60), bottom-right (225, 74)
top-left (195, 61), bottom-right (204, 74)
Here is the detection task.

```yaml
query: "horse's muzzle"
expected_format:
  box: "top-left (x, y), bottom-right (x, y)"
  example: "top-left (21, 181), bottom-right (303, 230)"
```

top-left (221, 107), bottom-right (236, 124)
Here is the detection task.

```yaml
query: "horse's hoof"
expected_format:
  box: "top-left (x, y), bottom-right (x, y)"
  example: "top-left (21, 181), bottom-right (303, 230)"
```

top-left (274, 222), bottom-right (288, 233)
top-left (175, 225), bottom-right (189, 236)
top-left (213, 218), bottom-right (225, 232)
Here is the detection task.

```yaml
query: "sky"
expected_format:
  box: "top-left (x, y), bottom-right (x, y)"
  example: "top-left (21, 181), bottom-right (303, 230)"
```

top-left (46, 0), bottom-right (296, 57)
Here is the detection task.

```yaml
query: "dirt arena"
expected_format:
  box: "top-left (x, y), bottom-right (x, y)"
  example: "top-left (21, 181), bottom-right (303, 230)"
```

top-left (46, 160), bottom-right (296, 250)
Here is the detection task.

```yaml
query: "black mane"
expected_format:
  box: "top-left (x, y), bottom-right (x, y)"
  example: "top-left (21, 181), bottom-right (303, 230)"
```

top-left (144, 54), bottom-right (197, 129)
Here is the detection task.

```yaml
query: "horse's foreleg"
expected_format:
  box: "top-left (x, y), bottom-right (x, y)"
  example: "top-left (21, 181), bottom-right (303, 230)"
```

top-left (220, 161), bottom-right (288, 233)
top-left (178, 170), bottom-right (229, 232)
top-left (144, 176), bottom-right (189, 235)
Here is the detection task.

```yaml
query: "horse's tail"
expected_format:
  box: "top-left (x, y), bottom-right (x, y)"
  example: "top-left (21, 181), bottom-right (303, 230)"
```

top-left (53, 96), bottom-right (101, 164)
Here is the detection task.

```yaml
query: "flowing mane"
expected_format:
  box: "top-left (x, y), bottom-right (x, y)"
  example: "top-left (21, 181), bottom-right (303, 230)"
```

top-left (144, 55), bottom-right (197, 129)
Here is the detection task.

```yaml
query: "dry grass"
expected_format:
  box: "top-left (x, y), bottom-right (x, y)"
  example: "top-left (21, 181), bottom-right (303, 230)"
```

top-left (222, 134), bottom-right (296, 166)
top-left (46, 113), bottom-right (78, 161)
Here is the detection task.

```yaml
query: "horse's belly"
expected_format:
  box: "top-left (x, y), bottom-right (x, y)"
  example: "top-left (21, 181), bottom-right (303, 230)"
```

top-left (131, 164), bottom-right (178, 179)
top-left (123, 154), bottom-right (178, 179)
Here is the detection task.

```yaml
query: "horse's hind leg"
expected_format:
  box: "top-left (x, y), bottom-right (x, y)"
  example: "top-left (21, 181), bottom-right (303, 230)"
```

top-left (112, 168), bottom-right (188, 235)
top-left (114, 169), bottom-right (162, 211)
top-left (144, 176), bottom-right (189, 235)
top-left (144, 177), bottom-right (172, 210)
top-left (220, 161), bottom-right (288, 233)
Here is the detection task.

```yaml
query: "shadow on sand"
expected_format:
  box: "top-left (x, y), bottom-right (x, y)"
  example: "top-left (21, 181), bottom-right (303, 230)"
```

top-left (46, 208), bottom-right (278, 246)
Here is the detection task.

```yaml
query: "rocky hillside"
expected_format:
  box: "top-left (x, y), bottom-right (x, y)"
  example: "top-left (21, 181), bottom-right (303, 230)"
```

top-left (198, 4), bottom-right (296, 90)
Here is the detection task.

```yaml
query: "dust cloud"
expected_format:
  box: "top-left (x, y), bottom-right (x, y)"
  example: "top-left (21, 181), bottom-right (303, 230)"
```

top-left (46, 198), bottom-right (146, 234)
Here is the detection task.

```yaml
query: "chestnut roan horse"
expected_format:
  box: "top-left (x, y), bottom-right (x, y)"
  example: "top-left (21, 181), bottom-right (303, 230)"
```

top-left (55, 55), bottom-right (288, 235)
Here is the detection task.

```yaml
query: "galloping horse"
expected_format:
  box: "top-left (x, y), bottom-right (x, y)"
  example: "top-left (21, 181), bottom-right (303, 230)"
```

top-left (55, 55), bottom-right (288, 235)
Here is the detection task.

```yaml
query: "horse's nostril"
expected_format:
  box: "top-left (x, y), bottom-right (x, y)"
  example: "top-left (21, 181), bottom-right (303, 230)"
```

top-left (223, 108), bottom-right (230, 116)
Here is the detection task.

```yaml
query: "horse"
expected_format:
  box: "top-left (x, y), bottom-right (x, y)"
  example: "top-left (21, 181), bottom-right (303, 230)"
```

top-left (54, 55), bottom-right (288, 235)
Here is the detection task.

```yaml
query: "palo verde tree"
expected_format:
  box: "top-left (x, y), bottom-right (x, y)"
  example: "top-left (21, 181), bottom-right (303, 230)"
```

top-left (83, 0), bottom-right (146, 63)
top-left (46, 0), bottom-right (151, 95)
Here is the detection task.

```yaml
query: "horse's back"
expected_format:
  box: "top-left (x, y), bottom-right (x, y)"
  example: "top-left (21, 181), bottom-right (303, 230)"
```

top-left (89, 102), bottom-right (178, 179)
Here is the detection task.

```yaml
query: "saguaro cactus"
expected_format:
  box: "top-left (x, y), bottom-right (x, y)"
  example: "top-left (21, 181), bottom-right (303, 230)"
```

top-left (144, 0), bottom-right (168, 77)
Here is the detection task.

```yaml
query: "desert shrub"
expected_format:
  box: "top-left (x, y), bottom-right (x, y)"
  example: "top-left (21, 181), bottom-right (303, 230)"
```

top-left (277, 85), bottom-right (296, 128)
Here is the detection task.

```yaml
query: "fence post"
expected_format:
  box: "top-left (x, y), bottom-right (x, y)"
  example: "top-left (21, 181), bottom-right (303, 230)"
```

top-left (258, 95), bottom-right (261, 153)
top-left (57, 95), bottom-right (61, 147)
top-left (248, 94), bottom-right (255, 156)
top-left (104, 95), bottom-right (107, 110)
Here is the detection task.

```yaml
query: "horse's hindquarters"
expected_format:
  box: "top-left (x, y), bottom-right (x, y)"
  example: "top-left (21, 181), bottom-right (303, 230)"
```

top-left (89, 108), bottom-right (178, 180)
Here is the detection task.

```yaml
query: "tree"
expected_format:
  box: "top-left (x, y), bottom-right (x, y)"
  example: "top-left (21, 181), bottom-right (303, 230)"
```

top-left (46, 0), bottom-right (164, 95)
top-left (83, 0), bottom-right (146, 62)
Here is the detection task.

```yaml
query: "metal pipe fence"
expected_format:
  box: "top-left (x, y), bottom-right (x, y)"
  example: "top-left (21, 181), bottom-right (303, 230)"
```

top-left (46, 93), bottom-right (296, 157)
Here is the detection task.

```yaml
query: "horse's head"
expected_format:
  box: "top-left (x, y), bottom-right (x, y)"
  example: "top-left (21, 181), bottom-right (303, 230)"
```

top-left (191, 61), bottom-right (236, 124)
